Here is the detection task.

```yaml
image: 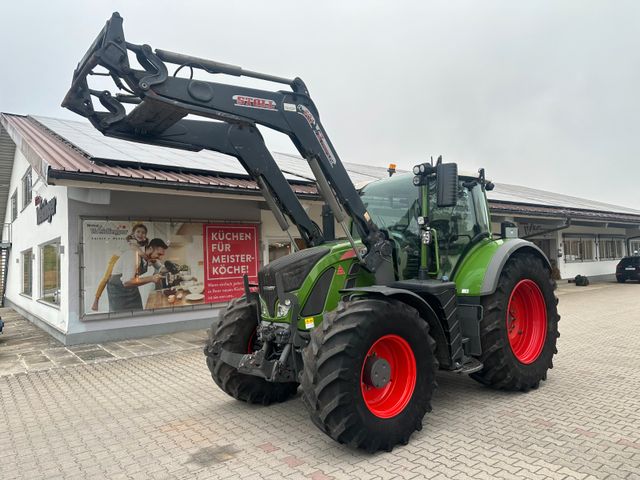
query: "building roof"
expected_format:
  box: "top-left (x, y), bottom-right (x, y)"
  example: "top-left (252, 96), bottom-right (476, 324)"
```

top-left (0, 114), bottom-right (316, 197)
top-left (1, 112), bottom-right (639, 225)
top-left (0, 125), bottom-right (17, 228)
top-left (489, 182), bottom-right (640, 216)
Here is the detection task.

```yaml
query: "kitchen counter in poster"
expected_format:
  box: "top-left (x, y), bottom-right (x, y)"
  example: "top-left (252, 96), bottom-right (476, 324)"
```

top-left (145, 289), bottom-right (205, 309)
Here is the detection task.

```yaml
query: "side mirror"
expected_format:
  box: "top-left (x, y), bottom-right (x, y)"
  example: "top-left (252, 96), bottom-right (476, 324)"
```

top-left (436, 163), bottom-right (458, 207)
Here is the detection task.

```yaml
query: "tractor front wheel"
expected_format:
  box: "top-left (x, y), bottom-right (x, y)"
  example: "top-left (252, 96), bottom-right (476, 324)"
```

top-left (301, 298), bottom-right (437, 452)
top-left (204, 296), bottom-right (298, 405)
top-left (470, 254), bottom-right (560, 391)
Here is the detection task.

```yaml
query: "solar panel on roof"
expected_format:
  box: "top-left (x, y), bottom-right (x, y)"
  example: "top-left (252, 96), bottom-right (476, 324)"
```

top-left (488, 183), bottom-right (640, 215)
top-left (34, 116), bottom-right (395, 186)
top-left (27, 116), bottom-right (640, 217)
top-left (272, 152), bottom-right (396, 185)
top-left (33, 116), bottom-right (313, 182)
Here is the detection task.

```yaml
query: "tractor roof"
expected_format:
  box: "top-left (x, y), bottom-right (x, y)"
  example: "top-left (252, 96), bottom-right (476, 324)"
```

top-left (357, 170), bottom-right (488, 191)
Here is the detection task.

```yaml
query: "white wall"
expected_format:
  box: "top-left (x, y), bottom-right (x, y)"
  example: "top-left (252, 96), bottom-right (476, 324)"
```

top-left (4, 150), bottom-right (69, 333)
top-left (557, 225), bottom-right (628, 279)
top-left (64, 188), bottom-right (262, 339)
top-left (559, 259), bottom-right (620, 279)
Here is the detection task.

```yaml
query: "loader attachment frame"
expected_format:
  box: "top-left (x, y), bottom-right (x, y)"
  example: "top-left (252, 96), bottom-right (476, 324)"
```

top-left (62, 12), bottom-right (391, 273)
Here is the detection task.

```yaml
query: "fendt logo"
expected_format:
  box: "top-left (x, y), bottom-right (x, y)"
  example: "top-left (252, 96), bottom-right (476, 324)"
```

top-left (232, 95), bottom-right (277, 111)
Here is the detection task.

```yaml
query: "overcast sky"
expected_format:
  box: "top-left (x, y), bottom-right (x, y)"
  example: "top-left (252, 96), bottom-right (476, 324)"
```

top-left (1, 1), bottom-right (638, 208)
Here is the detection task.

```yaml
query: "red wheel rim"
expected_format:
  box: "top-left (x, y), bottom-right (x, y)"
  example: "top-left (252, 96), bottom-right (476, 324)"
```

top-left (360, 334), bottom-right (417, 418)
top-left (506, 279), bottom-right (547, 364)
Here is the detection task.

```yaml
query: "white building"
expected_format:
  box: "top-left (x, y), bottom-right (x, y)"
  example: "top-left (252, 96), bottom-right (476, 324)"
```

top-left (1, 113), bottom-right (639, 344)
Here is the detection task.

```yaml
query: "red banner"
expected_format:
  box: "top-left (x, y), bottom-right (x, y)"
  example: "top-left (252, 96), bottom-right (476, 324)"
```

top-left (203, 224), bottom-right (260, 303)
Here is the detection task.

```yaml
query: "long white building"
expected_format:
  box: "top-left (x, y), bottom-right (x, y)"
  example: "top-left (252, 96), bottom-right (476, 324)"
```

top-left (1, 113), bottom-right (639, 344)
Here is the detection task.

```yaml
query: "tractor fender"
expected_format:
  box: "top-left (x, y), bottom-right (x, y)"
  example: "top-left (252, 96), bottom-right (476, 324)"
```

top-left (341, 286), bottom-right (450, 367)
top-left (480, 239), bottom-right (551, 296)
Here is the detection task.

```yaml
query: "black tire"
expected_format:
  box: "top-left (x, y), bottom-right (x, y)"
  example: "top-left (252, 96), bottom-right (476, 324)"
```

top-left (616, 276), bottom-right (626, 283)
top-left (301, 297), bottom-right (437, 452)
top-left (470, 254), bottom-right (560, 391)
top-left (204, 296), bottom-right (298, 405)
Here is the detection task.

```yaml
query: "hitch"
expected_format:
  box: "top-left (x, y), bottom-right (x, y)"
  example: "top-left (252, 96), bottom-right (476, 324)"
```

top-left (209, 271), bottom-right (302, 383)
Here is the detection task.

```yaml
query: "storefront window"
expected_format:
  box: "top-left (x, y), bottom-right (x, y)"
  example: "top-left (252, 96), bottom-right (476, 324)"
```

top-left (630, 240), bottom-right (640, 256)
top-left (268, 238), bottom-right (305, 262)
top-left (269, 241), bottom-right (291, 262)
top-left (563, 236), bottom-right (595, 262)
top-left (40, 241), bottom-right (61, 305)
top-left (22, 169), bottom-right (32, 209)
top-left (22, 249), bottom-right (32, 296)
top-left (11, 190), bottom-right (17, 222)
top-left (599, 237), bottom-right (625, 260)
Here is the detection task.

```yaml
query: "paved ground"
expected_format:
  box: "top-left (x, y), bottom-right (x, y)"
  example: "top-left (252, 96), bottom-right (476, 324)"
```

top-left (0, 310), bottom-right (208, 376)
top-left (1, 280), bottom-right (639, 479)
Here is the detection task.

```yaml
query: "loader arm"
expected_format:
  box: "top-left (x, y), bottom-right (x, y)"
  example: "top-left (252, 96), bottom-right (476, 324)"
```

top-left (62, 12), bottom-right (391, 273)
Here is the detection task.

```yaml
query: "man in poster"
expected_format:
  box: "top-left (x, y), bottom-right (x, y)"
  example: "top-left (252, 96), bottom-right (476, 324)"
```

top-left (107, 238), bottom-right (169, 311)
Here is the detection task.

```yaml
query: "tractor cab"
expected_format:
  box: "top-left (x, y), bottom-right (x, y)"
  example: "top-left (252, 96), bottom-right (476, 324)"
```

top-left (359, 168), bottom-right (492, 282)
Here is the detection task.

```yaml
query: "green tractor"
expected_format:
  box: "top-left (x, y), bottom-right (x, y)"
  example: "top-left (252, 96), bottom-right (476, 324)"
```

top-left (64, 13), bottom-right (559, 453)
top-left (206, 167), bottom-right (559, 452)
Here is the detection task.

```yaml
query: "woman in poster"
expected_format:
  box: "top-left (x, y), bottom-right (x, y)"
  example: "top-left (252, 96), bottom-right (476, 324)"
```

top-left (91, 223), bottom-right (150, 311)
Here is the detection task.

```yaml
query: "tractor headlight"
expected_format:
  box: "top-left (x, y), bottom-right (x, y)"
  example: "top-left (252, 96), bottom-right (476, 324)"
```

top-left (276, 301), bottom-right (291, 317)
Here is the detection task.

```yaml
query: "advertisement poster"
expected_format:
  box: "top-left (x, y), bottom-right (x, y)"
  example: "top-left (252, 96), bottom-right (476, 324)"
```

top-left (203, 224), bottom-right (260, 303)
top-left (81, 220), bottom-right (259, 317)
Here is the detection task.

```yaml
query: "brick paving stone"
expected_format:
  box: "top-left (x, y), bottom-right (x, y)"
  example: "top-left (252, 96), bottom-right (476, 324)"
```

top-left (309, 471), bottom-right (335, 480)
top-left (50, 355), bottom-right (84, 367)
top-left (73, 348), bottom-right (115, 362)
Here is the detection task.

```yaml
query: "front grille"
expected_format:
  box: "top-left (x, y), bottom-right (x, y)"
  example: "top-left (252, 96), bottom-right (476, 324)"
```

top-left (258, 246), bottom-right (331, 317)
top-left (258, 269), bottom-right (278, 317)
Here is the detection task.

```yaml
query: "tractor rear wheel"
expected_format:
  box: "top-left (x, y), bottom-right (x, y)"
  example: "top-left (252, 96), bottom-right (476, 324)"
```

top-left (204, 296), bottom-right (298, 405)
top-left (301, 297), bottom-right (437, 452)
top-left (470, 254), bottom-right (560, 391)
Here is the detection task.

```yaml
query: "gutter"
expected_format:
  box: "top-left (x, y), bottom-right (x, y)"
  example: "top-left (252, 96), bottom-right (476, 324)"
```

top-left (490, 201), bottom-right (640, 225)
top-left (47, 170), bottom-right (322, 201)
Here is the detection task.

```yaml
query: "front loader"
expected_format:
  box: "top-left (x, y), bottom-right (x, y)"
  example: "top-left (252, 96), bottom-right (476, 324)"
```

top-left (63, 13), bottom-right (560, 453)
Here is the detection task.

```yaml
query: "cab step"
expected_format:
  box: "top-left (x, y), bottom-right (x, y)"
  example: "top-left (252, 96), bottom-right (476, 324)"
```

top-left (454, 357), bottom-right (483, 374)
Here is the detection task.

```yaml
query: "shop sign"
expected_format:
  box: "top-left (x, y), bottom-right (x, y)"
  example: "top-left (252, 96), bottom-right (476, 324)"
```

top-left (522, 223), bottom-right (554, 238)
top-left (36, 197), bottom-right (57, 224)
top-left (203, 224), bottom-right (260, 303)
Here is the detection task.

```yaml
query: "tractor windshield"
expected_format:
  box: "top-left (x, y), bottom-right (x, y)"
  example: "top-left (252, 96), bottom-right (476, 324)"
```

top-left (360, 173), bottom-right (491, 279)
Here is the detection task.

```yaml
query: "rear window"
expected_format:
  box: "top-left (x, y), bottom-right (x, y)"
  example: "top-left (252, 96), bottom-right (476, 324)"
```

top-left (619, 257), bottom-right (640, 267)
